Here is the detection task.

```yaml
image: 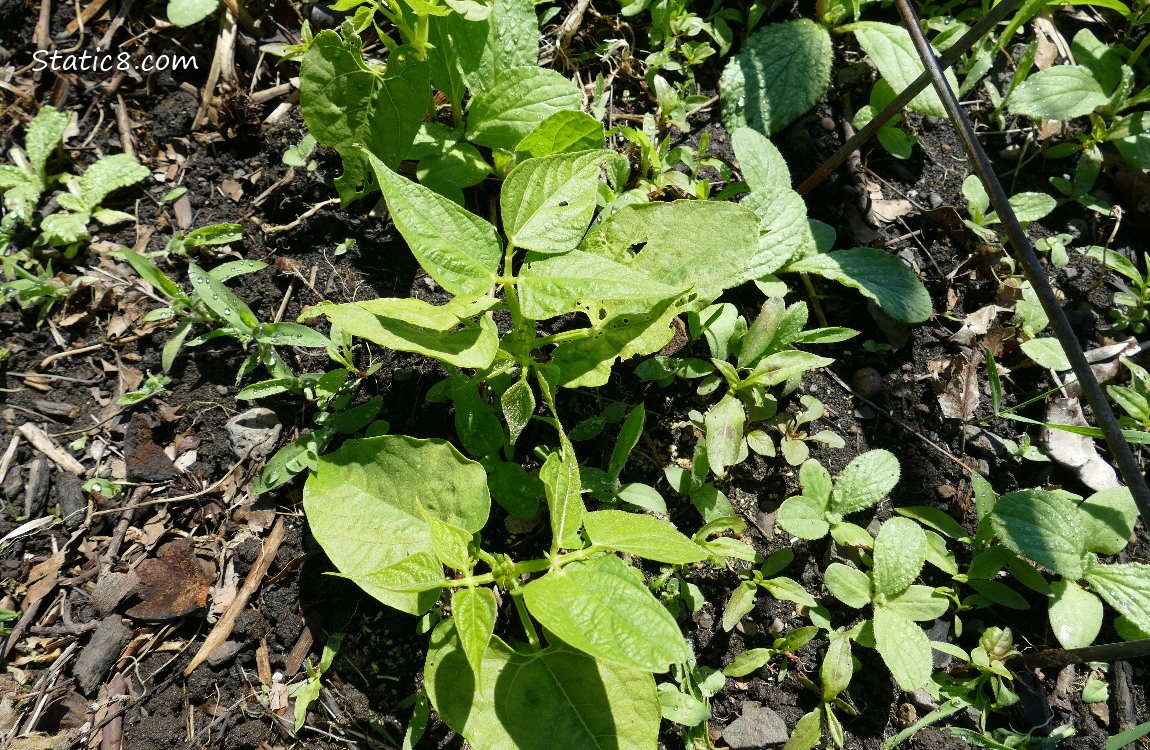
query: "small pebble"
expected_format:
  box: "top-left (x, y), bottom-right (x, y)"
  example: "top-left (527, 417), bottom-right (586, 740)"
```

top-left (928, 192), bottom-right (944, 209)
top-left (819, 117), bottom-right (836, 132)
top-left (936, 485), bottom-right (956, 499)
top-left (850, 367), bottom-right (883, 398)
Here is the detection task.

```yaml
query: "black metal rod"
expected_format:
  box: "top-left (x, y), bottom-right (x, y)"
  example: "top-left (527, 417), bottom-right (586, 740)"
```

top-left (893, 0), bottom-right (1150, 523)
top-left (1016, 639), bottom-right (1150, 669)
top-left (797, 0), bottom-right (1025, 196)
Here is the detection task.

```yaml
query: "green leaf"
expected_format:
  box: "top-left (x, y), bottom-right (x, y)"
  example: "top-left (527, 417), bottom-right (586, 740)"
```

top-left (502, 151), bottom-right (615, 252)
top-left (426, 620), bottom-right (660, 750)
top-left (784, 248), bottom-right (932, 324)
top-left (168, 0), bottom-right (218, 25)
top-left (584, 510), bottom-right (707, 564)
top-left (616, 483), bottom-right (668, 514)
top-left (518, 251), bottom-right (678, 320)
top-left (831, 448), bottom-right (900, 515)
top-left (990, 489), bottom-right (1085, 579)
top-left (517, 111), bottom-right (606, 158)
top-left (187, 262), bottom-right (258, 333)
top-left (540, 438), bottom-right (585, 550)
top-left (466, 67), bottom-right (583, 151)
top-left (723, 648), bottom-right (778, 677)
top-left (78, 154), bottom-right (149, 208)
top-left (995, 192), bottom-right (1056, 223)
top-left (847, 22), bottom-right (957, 117)
top-left (26, 105), bottom-right (71, 185)
top-left (742, 350), bottom-right (834, 388)
top-left (830, 522), bottom-right (875, 549)
top-left (821, 633), bottom-right (854, 700)
top-left (1079, 487), bottom-right (1138, 555)
top-left (732, 129), bottom-right (813, 275)
top-left (303, 435), bottom-right (490, 614)
top-left (894, 506), bottom-right (969, 541)
top-left (300, 33), bottom-right (428, 204)
top-left (208, 259), bottom-right (268, 283)
top-left (723, 580), bottom-right (760, 631)
top-left (321, 296), bottom-right (499, 369)
top-left (719, 20), bottom-right (832, 135)
top-left (362, 551), bottom-right (445, 592)
top-left (608, 403), bottom-right (645, 484)
top-left (760, 576), bottom-right (818, 607)
top-left (705, 393), bottom-right (746, 477)
top-left (256, 322), bottom-right (332, 349)
top-left (776, 496), bottom-right (830, 540)
top-left (446, 0), bottom-right (538, 95)
top-left (966, 579), bottom-right (1030, 610)
top-left (824, 563), bottom-right (872, 608)
top-left (452, 587), bottom-right (497, 683)
top-left (185, 223), bottom-right (243, 248)
top-left (1084, 561), bottom-right (1150, 635)
top-left (1008, 66), bottom-right (1109, 121)
top-left (783, 710), bottom-right (823, 750)
top-left (873, 517), bottom-right (927, 596)
top-left (1049, 579), bottom-right (1103, 649)
top-left (883, 585), bottom-right (950, 622)
top-left (365, 153), bottom-right (501, 296)
top-left (501, 378), bottom-right (534, 446)
top-left (799, 459), bottom-right (832, 506)
top-left (523, 555), bottom-right (689, 671)
top-left (416, 143), bottom-right (491, 201)
top-left (658, 683), bottom-right (710, 727)
top-left (423, 511), bottom-right (473, 572)
top-left (874, 605), bottom-right (933, 691)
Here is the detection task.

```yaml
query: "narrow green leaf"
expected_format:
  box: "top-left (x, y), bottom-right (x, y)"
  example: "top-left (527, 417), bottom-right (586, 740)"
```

top-left (705, 393), bottom-right (746, 477)
top-left (187, 262), bottom-right (258, 333)
top-left (608, 403), bottom-right (645, 485)
top-left (723, 648), bottom-right (778, 677)
top-left (723, 580), bottom-right (760, 631)
top-left (782, 710), bottom-right (823, 750)
top-left (540, 438), bottom-right (585, 550)
top-left (501, 378), bottom-right (535, 446)
top-left (821, 634), bottom-right (854, 700)
top-left (452, 587), bottom-right (497, 683)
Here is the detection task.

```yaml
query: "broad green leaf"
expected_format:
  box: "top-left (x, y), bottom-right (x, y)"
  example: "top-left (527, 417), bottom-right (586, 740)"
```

top-left (1072, 28), bottom-right (1123, 93)
top-left (168, 0), bottom-right (218, 25)
top-left (1049, 579), bottom-right (1103, 649)
top-left (831, 449), bottom-right (900, 515)
top-left (26, 106), bottom-right (71, 184)
top-left (821, 633), bottom-right (853, 700)
top-left (722, 580), bottom-right (760, 631)
top-left (1110, 113), bottom-right (1150, 169)
top-left (1079, 487), bottom-right (1138, 555)
top-left (705, 393), bottom-right (746, 477)
top-left (551, 297), bottom-right (683, 388)
top-left (873, 518), bottom-right (927, 596)
top-left (501, 378), bottom-right (534, 446)
top-left (466, 67), bottom-right (583, 150)
top-left (990, 489), bottom-right (1085, 579)
top-left (321, 296), bottom-right (499, 369)
top-left (426, 620), bottom-right (659, 750)
top-left (742, 350), bottom-right (834, 388)
top-left (658, 683), bottom-right (710, 727)
top-left (783, 710), bottom-right (823, 750)
top-left (732, 127), bottom-right (792, 194)
top-left (824, 563), bottom-right (872, 608)
top-left (502, 151), bottom-right (615, 252)
top-left (362, 551), bottom-right (445, 592)
top-left (523, 555), bottom-right (689, 671)
top-left (41, 213), bottom-right (90, 244)
top-left (584, 510), bottom-right (707, 564)
top-left (416, 143), bottom-right (491, 202)
top-left (303, 435), bottom-right (490, 614)
top-left (518, 251), bottom-right (678, 320)
top-left (187, 263), bottom-right (258, 333)
top-left (594, 200), bottom-right (762, 301)
top-left (760, 576), bottom-right (818, 607)
top-left (452, 587), bottom-right (497, 682)
top-left (784, 248), bottom-right (932, 324)
top-left (616, 483), bottom-right (668, 514)
top-left (732, 128), bottom-right (813, 273)
top-left (423, 511), bottom-right (473, 571)
top-left (883, 585), bottom-right (950, 622)
top-left (540, 438), bottom-right (585, 550)
top-left (776, 496), bottom-right (830, 540)
top-left (719, 20), bottom-right (832, 135)
top-left (366, 153), bottom-right (501, 296)
top-left (995, 192), bottom-right (1056, 223)
top-left (799, 459), bottom-right (832, 506)
top-left (300, 33), bottom-right (428, 204)
top-left (1008, 66), bottom-right (1109, 121)
top-left (78, 154), bottom-right (149, 208)
top-left (447, 0), bottom-right (538, 95)
top-left (874, 605), bottom-right (933, 690)
top-left (1084, 561), bottom-right (1150, 634)
top-left (847, 22), bottom-right (957, 117)
top-left (517, 111), bottom-right (606, 158)
top-left (723, 648), bottom-right (778, 677)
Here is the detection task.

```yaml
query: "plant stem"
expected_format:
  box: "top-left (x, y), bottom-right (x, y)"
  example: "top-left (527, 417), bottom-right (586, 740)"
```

top-left (1014, 639), bottom-right (1150, 669)
top-left (512, 593), bottom-right (540, 650)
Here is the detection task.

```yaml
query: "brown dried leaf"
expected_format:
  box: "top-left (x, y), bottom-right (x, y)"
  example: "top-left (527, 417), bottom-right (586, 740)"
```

top-left (936, 353), bottom-right (981, 421)
top-left (126, 539), bottom-right (211, 620)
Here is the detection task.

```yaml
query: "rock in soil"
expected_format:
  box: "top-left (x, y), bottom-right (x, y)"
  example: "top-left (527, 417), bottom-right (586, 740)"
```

top-left (225, 407), bottom-right (282, 460)
top-left (721, 701), bottom-right (790, 748)
top-left (124, 413), bottom-right (178, 482)
top-left (54, 471), bottom-right (86, 530)
top-left (72, 617), bottom-right (132, 695)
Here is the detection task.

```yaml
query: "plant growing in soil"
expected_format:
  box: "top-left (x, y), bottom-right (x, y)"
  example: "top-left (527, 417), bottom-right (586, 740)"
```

top-left (1082, 246), bottom-right (1150, 334)
top-left (786, 628), bottom-right (862, 750)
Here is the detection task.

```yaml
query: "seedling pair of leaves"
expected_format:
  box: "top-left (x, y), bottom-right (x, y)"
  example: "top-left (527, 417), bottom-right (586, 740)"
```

top-left (1081, 245), bottom-right (1150, 334)
top-left (721, 546), bottom-right (819, 632)
top-left (987, 483), bottom-right (1150, 648)
top-left (961, 174), bottom-right (1055, 242)
top-left (0, 106), bottom-right (149, 250)
top-left (785, 629), bottom-right (862, 750)
top-left (822, 516), bottom-right (952, 691)
top-left (303, 433), bottom-right (719, 749)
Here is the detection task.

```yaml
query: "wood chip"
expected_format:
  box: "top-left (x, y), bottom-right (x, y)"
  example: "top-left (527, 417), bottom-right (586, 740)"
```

top-left (17, 424), bottom-right (85, 475)
top-left (72, 617), bottom-right (132, 695)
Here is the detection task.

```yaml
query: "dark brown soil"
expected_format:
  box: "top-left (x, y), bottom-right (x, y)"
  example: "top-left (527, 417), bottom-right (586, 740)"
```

top-left (2, 1), bottom-right (1148, 749)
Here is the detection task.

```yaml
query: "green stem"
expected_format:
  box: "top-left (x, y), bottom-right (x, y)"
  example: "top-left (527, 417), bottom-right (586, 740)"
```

top-left (512, 593), bottom-right (540, 650)
top-left (413, 12), bottom-right (430, 59)
top-left (533, 328), bottom-right (597, 348)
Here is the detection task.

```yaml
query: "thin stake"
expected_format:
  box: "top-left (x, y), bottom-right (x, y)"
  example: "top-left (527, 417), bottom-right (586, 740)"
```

top-left (796, 0), bottom-right (1025, 196)
top-left (893, 0), bottom-right (1150, 523)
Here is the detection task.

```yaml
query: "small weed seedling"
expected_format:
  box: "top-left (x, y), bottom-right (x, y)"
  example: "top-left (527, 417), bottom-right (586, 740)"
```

top-left (776, 450), bottom-right (900, 548)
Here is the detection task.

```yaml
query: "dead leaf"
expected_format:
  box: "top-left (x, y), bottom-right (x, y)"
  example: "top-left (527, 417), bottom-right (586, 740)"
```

top-left (937, 352), bottom-right (981, 421)
top-left (221, 179), bottom-right (243, 202)
top-left (125, 539), bottom-right (211, 620)
top-left (1041, 398), bottom-right (1119, 491)
top-left (21, 553), bottom-right (65, 613)
top-left (949, 305), bottom-right (1004, 346)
